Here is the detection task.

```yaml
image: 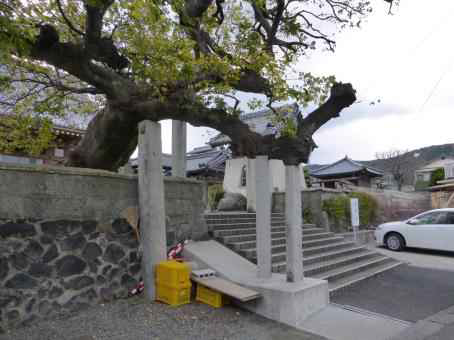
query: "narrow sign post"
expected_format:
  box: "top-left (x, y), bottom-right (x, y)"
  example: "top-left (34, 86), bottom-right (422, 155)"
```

top-left (350, 198), bottom-right (359, 243)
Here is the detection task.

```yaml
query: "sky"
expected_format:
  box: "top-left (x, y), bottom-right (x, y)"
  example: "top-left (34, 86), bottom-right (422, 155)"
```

top-left (156, 1), bottom-right (454, 164)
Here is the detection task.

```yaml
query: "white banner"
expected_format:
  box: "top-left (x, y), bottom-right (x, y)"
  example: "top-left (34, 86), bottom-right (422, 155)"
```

top-left (350, 198), bottom-right (360, 227)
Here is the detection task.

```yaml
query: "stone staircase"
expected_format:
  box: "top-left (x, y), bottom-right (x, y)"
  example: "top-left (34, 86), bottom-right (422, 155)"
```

top-left (205, 212), bottom-right (401, 293)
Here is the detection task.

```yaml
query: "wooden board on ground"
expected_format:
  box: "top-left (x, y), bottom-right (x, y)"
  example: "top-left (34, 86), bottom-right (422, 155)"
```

top-left (191, 275), bottom-right (260, 302)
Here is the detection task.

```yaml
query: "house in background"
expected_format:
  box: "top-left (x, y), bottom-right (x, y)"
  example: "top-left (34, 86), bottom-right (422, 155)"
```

top-left (429, 161), bottom-right (454, 208)
top-left (208, 103), bottom-right (307, 211)
top-left (309, 156), bottom-right (384, 189)
top-left (0, 124), bottom-right (84, 166)
top-left (130, 144), bottom-right (230, 180)
top-left (414, 156), bottom-right (454, 189)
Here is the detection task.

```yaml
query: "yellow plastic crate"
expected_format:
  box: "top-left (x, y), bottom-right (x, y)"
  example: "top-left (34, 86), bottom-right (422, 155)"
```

top-left (156, 260), bottom-right (190, 288)
top-left (156, 282), bottom-right (191, 306)
top-left (196, 283), bottom-right (225, 308)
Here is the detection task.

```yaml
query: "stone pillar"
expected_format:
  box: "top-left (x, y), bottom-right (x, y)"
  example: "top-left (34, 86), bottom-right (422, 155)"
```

top-left (172, 120), bottom-right (187, 177)
top-left (246, 158), bottom-right (256, 212)
top-left (299, 163), bottom-right (307, 190)
top-left (285, 165), bottom-right (304, 282)
top-left (255, 156), bottom-right (272, 279)
top-left (138, 120), bottom-right (167, 300)
top-left (321, 211), bottom-right (330, 233)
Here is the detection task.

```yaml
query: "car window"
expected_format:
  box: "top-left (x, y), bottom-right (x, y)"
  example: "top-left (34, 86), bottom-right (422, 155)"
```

top-left (412, 211), bottom-right (448, 225)
top-left (445, 212), bottom-right (454, 225)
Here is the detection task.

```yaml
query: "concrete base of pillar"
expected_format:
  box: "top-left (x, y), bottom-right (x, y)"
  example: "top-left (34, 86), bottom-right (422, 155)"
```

top-left (240, 275), bottom-right (329, 328)
top-left (183, 240), bottom-right (328, 328)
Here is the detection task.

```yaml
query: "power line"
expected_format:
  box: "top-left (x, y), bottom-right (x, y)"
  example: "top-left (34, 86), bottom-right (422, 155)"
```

top-left (418, 59), bottom-right (454, 113)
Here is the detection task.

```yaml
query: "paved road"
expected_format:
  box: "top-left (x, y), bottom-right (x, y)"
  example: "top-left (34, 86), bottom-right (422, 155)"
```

top-left (372, 245), bottom-right (454, 272)
top-left (332, 247), bottom-right (454, 323)
top-left (0, 296), bottom-right (328, 340)
top-left (390, 305), bottom-right (454, 340)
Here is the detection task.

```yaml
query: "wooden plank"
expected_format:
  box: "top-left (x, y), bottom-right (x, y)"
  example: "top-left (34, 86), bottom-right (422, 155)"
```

top-left (191, 276), bottom-right (260, 302)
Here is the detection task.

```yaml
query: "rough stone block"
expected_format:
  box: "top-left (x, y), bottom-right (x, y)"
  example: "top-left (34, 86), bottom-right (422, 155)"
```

top-left (0, 222), bottom-right (36, 238)
top-left (28, 262), bottom-right (52, 278)
top-left (56, 255), bottom-right (87, 277)
top-left (82, 243), bottom-right (102, 261)
top-left (103, 244), bottom-right (126, 264)
top-left (5, 274), bottom-right (38, 289)
top-left (42, 245), bottom-right (59, 263)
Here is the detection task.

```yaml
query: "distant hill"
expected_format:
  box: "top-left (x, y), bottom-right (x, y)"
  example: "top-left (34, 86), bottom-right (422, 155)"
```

top-left (361, 143), bottom-right (454, 185)
top-left (307, 143), bottom-right (454, 185)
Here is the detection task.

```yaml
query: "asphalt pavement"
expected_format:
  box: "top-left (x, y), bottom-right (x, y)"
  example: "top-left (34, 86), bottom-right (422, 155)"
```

top-left (332, 263), bottom-right (454, 322)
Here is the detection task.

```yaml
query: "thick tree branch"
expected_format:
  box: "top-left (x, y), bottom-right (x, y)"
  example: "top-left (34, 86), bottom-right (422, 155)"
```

top-left (84, 0), bottom-right (114, 42)
top-left (184, 0), bottom-right (213, 18)
top-left (299, 82), bottom-right (356, 137)
top-left (56, 0), bottom-right (85, 36)
top-left (69, 83), bottom-right (356, 169)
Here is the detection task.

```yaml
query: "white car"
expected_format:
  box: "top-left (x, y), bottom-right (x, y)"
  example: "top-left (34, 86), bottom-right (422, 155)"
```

top-left (374, 208), bottom-right (454, 252)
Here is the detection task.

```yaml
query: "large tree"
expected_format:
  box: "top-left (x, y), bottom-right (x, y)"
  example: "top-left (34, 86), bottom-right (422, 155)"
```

top-left (0, 0), bottom-right (396, 170)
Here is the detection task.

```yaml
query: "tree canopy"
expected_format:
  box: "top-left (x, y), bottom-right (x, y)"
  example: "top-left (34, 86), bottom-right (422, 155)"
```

top-left (0, 0), bottom-right (396, 170)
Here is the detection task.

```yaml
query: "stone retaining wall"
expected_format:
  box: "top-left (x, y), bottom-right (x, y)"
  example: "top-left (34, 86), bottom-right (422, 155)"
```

top-left (273, 187), bottom-right (431, 229)
top-left (0, 164), bottom-right (207, 332)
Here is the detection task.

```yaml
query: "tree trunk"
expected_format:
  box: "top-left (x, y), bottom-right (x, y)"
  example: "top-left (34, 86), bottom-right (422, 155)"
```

top-left (67, 102), bottom-right (140, 170)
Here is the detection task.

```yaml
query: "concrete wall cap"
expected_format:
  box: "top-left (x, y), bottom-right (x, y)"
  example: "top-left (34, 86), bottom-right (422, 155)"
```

top-left (0, 163), bottom-right (203, 185)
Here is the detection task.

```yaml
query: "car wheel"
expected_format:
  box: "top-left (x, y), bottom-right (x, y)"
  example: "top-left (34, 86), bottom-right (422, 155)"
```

top-left (386, 233), bottom-right (404, 251)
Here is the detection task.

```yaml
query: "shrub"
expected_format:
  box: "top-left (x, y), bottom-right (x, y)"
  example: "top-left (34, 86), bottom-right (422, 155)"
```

top-left (415, 180), bottom-right (430, 191)
top-left (207, 184), bottom-right (224, 211)
top-left (430, 168), bottom-right (445, 187)
top-left (349, 192), bottom-right (378, 226)
top-left (322, 192), bottom-right (378, 229)
top-left (303, 208), bottom-right (313, 224)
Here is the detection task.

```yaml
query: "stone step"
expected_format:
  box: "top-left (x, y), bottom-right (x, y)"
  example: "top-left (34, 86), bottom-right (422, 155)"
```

top-left (206, 219), bottom-right (286, 226)
top-left (230, 237), bottom-right (287, 250)
top-left (304, 251), bottom-right (382, 277)
top-left (205, 212), bottom-right (285, 219)
top-left (230, 236), bottom-right (345, 251)
top-left (271, 246), bottom-right (370, 272)
top-left (271, 250), bottom-right (381, 276)
top-left (239, 244), bottom-right (287, 258)
top-left (218, 230), bottom-right (335, 244)
top-left (249, 241), bottom-right (357, 263)
top-left (313, 255), bottom-right (396, 283)
top-left (301, 228), bottom-right (325, 235)
top-left (303, 246), bottom-right (370, 266)
top-left (217, 230), bottom-right (286, 243)
top-left (329, 260), bottom-right (402, 293)
top-left (212, 226), bottom-right (286, 238)
top-left (304, 232), bottom-right (336, 241)
top-left (208, 221), bottom-right (286, 230)
top-left (303, 241), bottom-right (356, 257)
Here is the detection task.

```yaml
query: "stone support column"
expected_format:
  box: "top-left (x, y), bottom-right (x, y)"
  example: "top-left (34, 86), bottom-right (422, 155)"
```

top-left (255, 156), bottom-right (272, 279)
top-left (138, 120), bottom-right (167, 300)
top-left (172, 120), bottom-right (187, 177)
top-left (246, 158), bottom-right (256, 212)
top-left (285, 165), bottom-right (304, 282)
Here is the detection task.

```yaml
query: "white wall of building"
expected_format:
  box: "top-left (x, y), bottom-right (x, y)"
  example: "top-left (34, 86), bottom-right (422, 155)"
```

top-left (223, 157), bottom-right (306, 211)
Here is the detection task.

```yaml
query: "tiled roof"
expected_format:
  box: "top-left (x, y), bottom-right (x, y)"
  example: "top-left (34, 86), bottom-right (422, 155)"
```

top-left (131, 146), bottom-right (230, 174)
top-left (209, 103), bottom-right (300, 146)
top-left (310, 157), bottom-right (384, 178)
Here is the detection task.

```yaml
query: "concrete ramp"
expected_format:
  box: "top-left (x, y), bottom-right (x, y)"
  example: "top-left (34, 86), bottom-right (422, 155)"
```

top-left (183, 240), bottom-right (329, 328)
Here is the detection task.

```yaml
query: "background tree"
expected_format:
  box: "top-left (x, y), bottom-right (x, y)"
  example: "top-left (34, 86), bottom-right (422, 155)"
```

top-left (0, 0), bottom-right (396, 170)
top-left (375, 149), bottom-right (416, 191)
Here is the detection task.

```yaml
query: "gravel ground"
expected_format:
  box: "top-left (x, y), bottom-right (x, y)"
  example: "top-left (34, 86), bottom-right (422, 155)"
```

top-left (0, 296), bottom-right (327, 340)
